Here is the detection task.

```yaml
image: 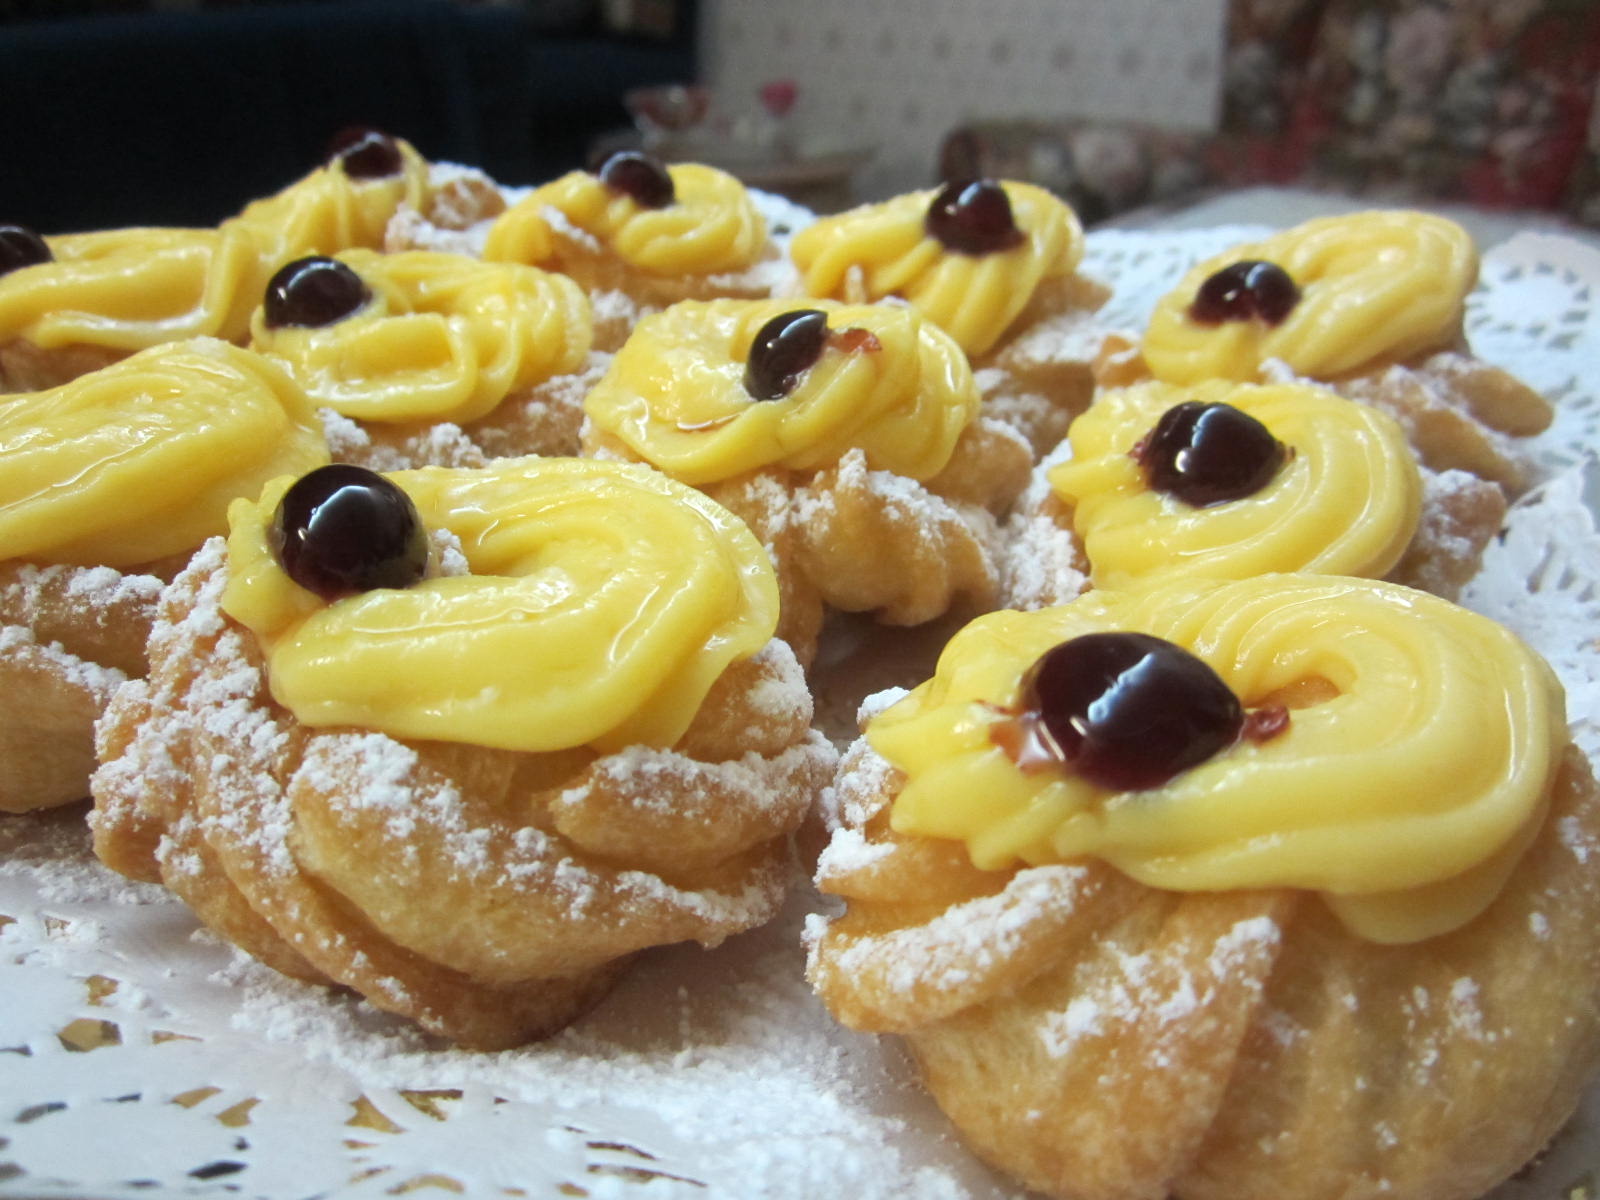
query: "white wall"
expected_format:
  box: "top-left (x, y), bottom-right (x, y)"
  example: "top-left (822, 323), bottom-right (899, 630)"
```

top-left (699, 0), bottom-right (1228, 201)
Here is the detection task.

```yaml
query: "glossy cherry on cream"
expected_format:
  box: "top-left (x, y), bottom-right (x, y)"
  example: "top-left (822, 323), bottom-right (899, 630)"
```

top-left (925, 179), bottom-right (1026, 255)
top-left (0, 224), bottom-right (52, 277)
top-left (1010, 632), bottom-right (1244, 791)
top-left (262, 256), bottom-right (372, 330)
top-left (744, 309), bottom-right (831, 401)
top-left (269, 465), bottom-right (429, 601)
top-left (594, 150), bottom-right (676, 209)
top-left (1136, 400), bottom-right (1287, 507)
top-left (325, 127), bottom-right (405, 179)
top-left (1188, 259), bottom-right (1301, 326)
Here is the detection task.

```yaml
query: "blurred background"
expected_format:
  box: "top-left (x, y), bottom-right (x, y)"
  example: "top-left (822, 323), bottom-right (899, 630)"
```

top-left (2, 0), bottom-right (1598, 235)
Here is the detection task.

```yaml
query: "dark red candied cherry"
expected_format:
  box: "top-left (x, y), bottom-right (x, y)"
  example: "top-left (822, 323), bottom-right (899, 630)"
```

top-left (593, 150), bottom-right (676, 209)
top-left (744, 308), bottom-right (831, 401)
top-left (1188, 259), bottom-right (1301, 326)
top-left (925, 178), bottom-right (1026, 255)
top-left (325, 126), bottom-right (405, 180)
top-left (1135, 400), bottom-right (1287, 507)
top-left (0, 224), bottom-right (52, 277)
top-left (269, 464), bottom-right (429, 601)
top-left (262, 256), bottom-right (372, 329)
top-left (1017, 631), bottom-right (1244, 791)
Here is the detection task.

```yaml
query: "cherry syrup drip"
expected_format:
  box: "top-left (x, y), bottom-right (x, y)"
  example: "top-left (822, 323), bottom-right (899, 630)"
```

top-left (325, 127), bottom-right (405, 179)
top-left (269, 465), bottom-right (429, 601)
top-left (744, 309), bottom-right (831, 401)
top-left (594, 150), bottom-right (675, 209)
top-left (1188, 259), bottom-right (1301, 325)
top-left (925, 179), bottom-right (1026, 255)
top-left (1134, 401), bottom-right (1287, 507)
top-left (262, 256), bottom-right (372, 329)
top-left (994, 632), bottom-right (1250, 792)
top-left (0, 224), bottom-right (51, 277)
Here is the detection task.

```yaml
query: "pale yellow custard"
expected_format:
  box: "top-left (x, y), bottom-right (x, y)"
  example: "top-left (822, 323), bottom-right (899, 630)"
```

top-left (250, 250), bottom-right (592, 425)
top-left (221, 458), bottom-right (778, 754)
top-left (584, 298), bottom-right (979, 485)
top-left (1143, 211), bottom-right (1478, 384)
top-left (0, 339), bottom-right (328, 567)
top-left (0, 139), bottom-right (430, 354)
top-left (872, 574), bottom-right (1565, 943)
top-left (483, 162), bottom-right (767, 278)
top-left (1047, 380), bottom-right (1421, 588)
top-left (789, 180), bottom-right (1084, 357)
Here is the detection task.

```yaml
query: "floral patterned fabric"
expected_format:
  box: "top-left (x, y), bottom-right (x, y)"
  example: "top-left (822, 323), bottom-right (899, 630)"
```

top-left (939, 0), bottom-right (1600, 227)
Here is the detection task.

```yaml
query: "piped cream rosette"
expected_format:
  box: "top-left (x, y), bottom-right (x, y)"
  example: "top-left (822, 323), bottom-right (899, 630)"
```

top-left (222, 458), bottom-right (777, 754)
top-left (790, 180), bottom-right (1086, 359)
top-left (583, 298), bottom-right (1016, 661)
top-left (0, 139), bottom-right (434, 389)
top-left (1044, 379), bottom-right (1423, 589)
top-left (1133, 210), bottom-right (1552, 493)
top-left (0, 337), bottom-right (328, 812)
top-left (486, 161), bottom-right (768, 280)
top-left (91, 455), bottom-right (834, 1047)
top-left (584, 297), bottom-right (977, 485)
top-left (872, 573), bottom-right (1565, 945)
top-left (250, 249), bottom-right (593, 432)
top-left (0, 338), bottom-right (328, 568)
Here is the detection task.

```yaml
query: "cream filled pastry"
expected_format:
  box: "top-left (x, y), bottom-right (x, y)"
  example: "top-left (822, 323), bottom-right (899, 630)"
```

top-left (791, 178), bottom-right (1112, 456)
top-left (481, 151), bottom-right (781, 350)
top-left (1002, 378), bottom-right (1505, 607)
top-left (90, 457), bottom-right (835, 1048)
top-left (1124, 211), bottom-right (1552, 492)
top-left (249, 249), bottom-right (597, 468)
top-left (583, 297), bottom-right (1033, 663)
top-left (807, 574), bottom-right (1600, 1200)
top-left (0, 130), bottom-right (501, 392)
top-left (0, 338), bottom-right (328, 811)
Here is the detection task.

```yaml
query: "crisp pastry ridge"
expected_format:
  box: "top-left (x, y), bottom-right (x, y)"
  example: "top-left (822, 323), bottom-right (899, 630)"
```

top-left (806, 574), bottom-right (1600, 1200)
top-left (90, 460), bottom-right (837, 1047)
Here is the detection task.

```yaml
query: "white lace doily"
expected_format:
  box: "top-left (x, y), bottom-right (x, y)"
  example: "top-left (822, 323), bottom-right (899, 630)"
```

top-left (5, 226), bottom-right (1600, 1200)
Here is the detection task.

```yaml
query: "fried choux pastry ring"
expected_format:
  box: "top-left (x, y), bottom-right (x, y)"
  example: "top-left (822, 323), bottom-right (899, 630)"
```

top-left (92, 457), bottom-right (834, 1048)
top-left (808, 574), bottom-right (1599, 1200)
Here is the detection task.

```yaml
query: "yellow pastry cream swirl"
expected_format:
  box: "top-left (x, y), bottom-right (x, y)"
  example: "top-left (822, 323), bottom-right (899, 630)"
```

top-left (789, 180), bottom-right (1085, 357)
top-left (0, 137), bottom-right (430, 352)
top-left (221, 458), bottom-right (779, 754)
top-left (1047, 380), bottom-right (1422, 588)
top-left (0, 338), bottom-right (328, 567)
top-left (583, 298), bottom-right (979, 486)
top-left (1142, 210), bottom-right (1478, 384)
top-left (872, 574), bottom-right (1566, 944)
top-left (483, 162), bottom-right (767, 278)
top-left (250, 250), bottom-right (593, 425)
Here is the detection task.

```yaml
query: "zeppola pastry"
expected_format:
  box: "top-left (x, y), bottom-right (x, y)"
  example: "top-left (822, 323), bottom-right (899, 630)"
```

top-left (1121, 210), bottom-right (1552, 492)
top-left (481, 150), bottom-right (783, 350)
top-left (0, 338), bottom-right (328, 812)
top-left (0, 129), bottom-right (500, 392)
top-left (790, 177), bottom-right (1112, 456)
top-left (91, 457), bottom-right (836, 1048)
top-left (808, 573), bottom-right (1600, 1200)
top-left (1002, 377), bottom-right (1505, 608)
top-left (248, 249), bottom-right (599, 469)
top-left (582, 296), bottom-right (1031, 662)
